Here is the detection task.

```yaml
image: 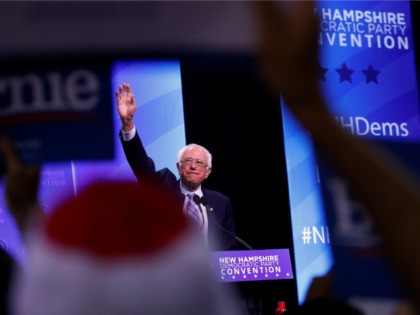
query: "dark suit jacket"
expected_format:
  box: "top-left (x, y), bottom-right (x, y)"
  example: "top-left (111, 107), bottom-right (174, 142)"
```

top-left (120, 131), bottom-right (238, 251)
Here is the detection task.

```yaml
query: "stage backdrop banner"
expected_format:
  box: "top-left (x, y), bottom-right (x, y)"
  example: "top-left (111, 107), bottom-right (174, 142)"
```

top-left (317, 0), bottom-right (417, 313)
top-left (282, 0), bottom-right (419, 310)
top-left (210, 249), bottom-right (294, 283)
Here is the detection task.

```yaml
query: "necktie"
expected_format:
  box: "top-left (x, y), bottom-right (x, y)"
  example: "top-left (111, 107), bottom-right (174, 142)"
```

top-left (185, 193), bottom-right (201, 225)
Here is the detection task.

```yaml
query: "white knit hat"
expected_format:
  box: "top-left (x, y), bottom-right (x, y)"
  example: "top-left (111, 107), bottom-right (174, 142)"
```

top-left (11, 180), bottom-right (241, 315)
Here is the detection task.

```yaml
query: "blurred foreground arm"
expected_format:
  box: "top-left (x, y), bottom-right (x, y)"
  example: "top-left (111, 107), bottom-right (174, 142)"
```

top-left (0, 137), bottom-right (41, 233)
top-left (254, 1), bottom-right (420, 309)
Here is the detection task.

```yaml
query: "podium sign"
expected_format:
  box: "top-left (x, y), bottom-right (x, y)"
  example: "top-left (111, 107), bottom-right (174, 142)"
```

top-left (210, 249), bottom-right (294, 283)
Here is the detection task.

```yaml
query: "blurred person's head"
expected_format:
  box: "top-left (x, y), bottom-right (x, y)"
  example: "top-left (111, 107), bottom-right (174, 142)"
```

top-left (10, 179), bottom-right (240, 315)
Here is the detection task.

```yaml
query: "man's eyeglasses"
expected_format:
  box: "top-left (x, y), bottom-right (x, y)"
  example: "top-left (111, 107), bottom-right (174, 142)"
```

top-left (181, 158), bottom-right (208, 168)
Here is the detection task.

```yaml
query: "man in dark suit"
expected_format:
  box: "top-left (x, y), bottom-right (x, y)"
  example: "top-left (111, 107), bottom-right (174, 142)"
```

top-left (116, 83), bottom-right (237, 251)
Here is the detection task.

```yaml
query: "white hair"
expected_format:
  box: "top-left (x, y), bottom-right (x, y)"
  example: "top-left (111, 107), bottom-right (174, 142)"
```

top-left (177, 143), bottom-right (212, 168)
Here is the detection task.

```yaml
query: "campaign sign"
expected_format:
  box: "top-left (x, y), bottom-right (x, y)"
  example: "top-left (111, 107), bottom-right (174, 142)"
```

top-left (0, 58), bottom-right (114, 164)
top-left (210, 249), bottom-right (294, 283)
